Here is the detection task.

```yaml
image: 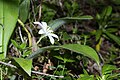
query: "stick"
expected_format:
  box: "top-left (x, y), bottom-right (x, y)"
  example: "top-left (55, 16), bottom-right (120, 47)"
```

top-left (0, 61), bottom-right (64, 78)
top-left (0, 61), bottom-right (17, 69)
top-left (32, 71), bottom-right (64, 78)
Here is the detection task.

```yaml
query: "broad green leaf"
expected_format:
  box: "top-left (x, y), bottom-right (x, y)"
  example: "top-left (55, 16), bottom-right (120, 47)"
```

top-left (0, 0), bottom-right (4, 59)
top-left (27, 46), bottom-right (58, 59)
top-left (14, 58), bottom-right (32, 76)
top-left (19, 0), bottom-right (30, 22)
top-left (61, 44), bottom-right (100, 65)
top-left (48, 16), bottom-right (93, 31)
top-left (103, 31), bottom-right (120, 46)
top-left (0, 0), bottom-right (19, 59)
top-left (27, 44), bottom-right (100, 65)
top-left (0, 23), bottom-right (3, 56)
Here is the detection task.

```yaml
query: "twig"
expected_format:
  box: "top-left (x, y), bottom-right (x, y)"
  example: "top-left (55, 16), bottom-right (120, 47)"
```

top-left (31, 0), bottom-right (36, 21)
top-left (38, 2), bottom-right (42, 21)
top-left (0, 61), bottom-right (17, 69)
top-left (0, 61), bottom-right (64, 78)
top-left (32, 71), bottom-right (64, 78)
top-left (18, 19), bottom-right (32, 47)
top-left (18, 26), bottom-right (24, 43)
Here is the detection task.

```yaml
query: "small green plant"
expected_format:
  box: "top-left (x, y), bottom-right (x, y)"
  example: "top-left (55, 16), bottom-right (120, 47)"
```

top-left (97, 64), bottom-right (120, 80)
top-left (11, 39), bottom-right (31, 57)
top-left (77, 64), bottom-right (120, 80)
top-left (93, 6), bottom-right (120, 51)
top-left (2, 0), bottom-right (120, 80)
top-left (64, 0), bottom-right (80, 16)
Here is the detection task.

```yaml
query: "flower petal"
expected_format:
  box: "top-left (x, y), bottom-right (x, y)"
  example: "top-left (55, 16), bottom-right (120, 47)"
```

top-left (48, 36), bottom-right (55, 44)
top-left (41, 22), bottom-right (47, 30)
top-left (47, 27), bottom-right (53, 33)
top-left (38, 29), bottom-right (45, 34)
top-left (47, 30), bottom-right (53, 33)
top-left (34, 22), bottom-right (43, 28)
top-left (49, 33), bottom-right (59, 39)
top-left (34, 21), bottom-right (59, 44)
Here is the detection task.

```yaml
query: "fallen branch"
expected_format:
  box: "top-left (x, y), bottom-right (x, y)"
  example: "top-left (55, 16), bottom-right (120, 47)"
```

top-left (0, 61), bottom-right (17, 69)
top-left (0, 61), bottom-right (64, 78)
top-left (32, 71), bottom-right (64, 78)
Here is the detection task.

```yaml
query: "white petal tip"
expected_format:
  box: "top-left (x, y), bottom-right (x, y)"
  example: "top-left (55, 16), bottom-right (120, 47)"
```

top-left (57, 38), bottom-right (59, 41)
top-left (33, 22), bottom-right (40, 24)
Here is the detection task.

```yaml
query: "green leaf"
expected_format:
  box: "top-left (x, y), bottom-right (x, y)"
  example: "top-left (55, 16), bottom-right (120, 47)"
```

top-left (54, 56), bottom-right (75, 63)
top-left (14, 58), bottom-right (32, 76)
top-left (27, 44), bottom-right (100, 65)
top-left (49, 16), bottom-right (93, 31)
top-left (19, 43), bottom-right (26, 50)
top-left (103, 31), bottom-right (120, 46)
top-left (0, 0), bottom-right (19, 59)
top-left (27, 46), bottom-right (58, 59)
top-left (64, 1), bottom-right (71, 11)
top-left (101, 6), bottom-right (112, 19)
top-left (96, 13), bottom-right (101, 20)
top-left (54, 56), bottom-right (64, 61)
top-left (106, 28), bottom-right (118, 33)
top-left (11, 40), bottom-right (26, 50)
top-left (61, 44), bottom-right (99, 65)
top-left (22, 51), bottom-right (31, 57)
top-left (95, 29), bottom-right (102, 41)
top-left (102, 64), bottom-right (116, 75)
top-left (78, 74), bottom-right (94, 80)
top-left (11, 39), bottom-right (19, 48)
top-left (19, 0), bottom-right (30, 22)
top-left (62, 32), bottom-right (71, 40)
top-left (72, 1), bottom-right (79, 11)
top-left (105, 6), bottom-right (112, 17)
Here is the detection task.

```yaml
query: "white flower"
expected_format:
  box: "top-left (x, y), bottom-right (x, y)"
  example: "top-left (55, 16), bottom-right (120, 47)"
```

top-left (34, 22), bottom-right (59, 44)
